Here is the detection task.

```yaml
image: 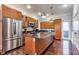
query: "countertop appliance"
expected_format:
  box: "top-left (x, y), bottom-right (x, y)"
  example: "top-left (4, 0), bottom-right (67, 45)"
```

top-left (2, 17), bottom-right (22, 52)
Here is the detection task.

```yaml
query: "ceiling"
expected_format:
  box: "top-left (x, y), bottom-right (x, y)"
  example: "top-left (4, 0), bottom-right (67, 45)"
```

top-left (29, 4), bottom-right (73, 15)
top-left (6, 4), bottom-right (73, 21)
top-left (7, 4), bottom-right (73, 16)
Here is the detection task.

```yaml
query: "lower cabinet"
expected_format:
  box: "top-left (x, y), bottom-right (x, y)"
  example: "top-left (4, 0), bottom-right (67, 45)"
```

top-left (36, 35), bottom-right (53, 55)
top-left (24, 35), bottom-right (53, 55)
top-left (24, 37), bottom-right (35, 55)
top-left (54, 19), bottom-right (61, 40)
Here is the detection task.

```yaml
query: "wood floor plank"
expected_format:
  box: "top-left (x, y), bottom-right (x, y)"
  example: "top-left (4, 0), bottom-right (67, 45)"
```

top-left (5, 39), bottom-right (72, 55)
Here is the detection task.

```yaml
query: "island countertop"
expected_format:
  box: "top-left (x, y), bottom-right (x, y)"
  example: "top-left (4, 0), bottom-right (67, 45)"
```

top-left (24, 32), bottom-right (54, 55)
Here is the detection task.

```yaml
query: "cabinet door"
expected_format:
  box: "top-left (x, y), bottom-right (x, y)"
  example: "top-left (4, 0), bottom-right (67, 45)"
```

top-left (11, 9), bottom-right (16, 19)
top-left (55, 24), bottom-right (61, 39)
top-left (2, 5), bottom-right (11, 18)
top-left (24, 37), bottom-right (35, 55)
top-left (16, 10), bottom-right (22, 20)
top-left (51, 22), bottom-right (54, 29)
top-left (54, 19), bottom-right (61, 39)
top-left (2, 5), bottom-right (22, 20)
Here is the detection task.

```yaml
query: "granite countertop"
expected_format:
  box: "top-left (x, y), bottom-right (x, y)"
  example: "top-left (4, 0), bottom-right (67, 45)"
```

top-left (24, 31), bottom-right (55, 39)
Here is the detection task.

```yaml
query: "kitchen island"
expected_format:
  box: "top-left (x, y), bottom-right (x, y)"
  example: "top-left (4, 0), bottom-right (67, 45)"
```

top-left (24, 31), bottom-right (54, 55)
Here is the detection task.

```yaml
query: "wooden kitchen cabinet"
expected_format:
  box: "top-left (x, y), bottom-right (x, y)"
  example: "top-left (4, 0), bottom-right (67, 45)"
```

top-left (51, 22), bottom-right (55, 29)
top-left (2, 5), bottom-right (12, 18)
top-left (23, 16), bottom-right (38, 28)
top-left (2, 5), bottom-right (22, 20)
top-left (39, 18), bottom-right (61, 40)
top-left (40, 21), bottom-right (52, 29)
top-left (24, 37), bottom-right (36, 55)
top-left (36, 34), bottom-right (53, 55)
top-left (34, 20), bottom-right (38, 28)
top-left (22, 16), bottom-right (28, 27)
top-left (54, 19), bottom-right (61, 40)
top-left (24, 32), bottom-right (53, 55)
top-left (28, 17), bottom-right (38, 29)
top-left (15, 10), bottom-right (22, 20)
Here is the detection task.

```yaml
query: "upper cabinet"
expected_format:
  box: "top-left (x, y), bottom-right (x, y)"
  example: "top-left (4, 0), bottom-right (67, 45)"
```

top-left (54, 19), bottom-right (61, 40)
top-left (40, 21), bottom-right (54, 29)
top-left (22, 16), bottom-right (28, 28)
top-left (38, 19), bottom-right (61, 40)
top-left (27, 17), bottom-right (38, 29)
top-left (2, 5), bottom-right (22, 20)
top-left (22, 16), bottom-right (38, 29)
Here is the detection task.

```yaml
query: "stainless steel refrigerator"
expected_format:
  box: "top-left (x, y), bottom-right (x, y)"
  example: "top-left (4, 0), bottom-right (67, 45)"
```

top-left (2, 17), bottom-right (23, 52)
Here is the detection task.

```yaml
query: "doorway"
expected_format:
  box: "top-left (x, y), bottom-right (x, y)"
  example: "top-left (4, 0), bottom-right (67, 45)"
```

top-left (62, 21), bottom-right (71, 40)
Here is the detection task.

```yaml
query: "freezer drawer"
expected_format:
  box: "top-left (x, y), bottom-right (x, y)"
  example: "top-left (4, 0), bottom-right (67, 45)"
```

top-left (12, 39), bottom-right (17, 49)
top-left (3, 39), bottom-right (19, 52)
top-left (3, 40), bottom-right (13, 51)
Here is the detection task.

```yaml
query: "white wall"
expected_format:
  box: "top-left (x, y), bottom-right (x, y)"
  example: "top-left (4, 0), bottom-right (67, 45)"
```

top-left (72, 4), bottom-right (79, 54)
top-left (60, 13), bottom-right (72, 22)
top-left (60, 13), bottom-right (72, 40)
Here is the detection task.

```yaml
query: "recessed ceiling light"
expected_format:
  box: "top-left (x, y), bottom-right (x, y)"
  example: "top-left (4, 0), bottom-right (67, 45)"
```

top-left (38, 12), bottom-right (41, 15)
top-left (62, 4), bottom-right (68, 7)
top-left (50, 7), bottom-right (53, 9)
top-left (26, 5), bottom-right (31, 9)
top-left (42, 16), bottom-right (46, 18)
top-left (51, 13), bottom-right (54, 15)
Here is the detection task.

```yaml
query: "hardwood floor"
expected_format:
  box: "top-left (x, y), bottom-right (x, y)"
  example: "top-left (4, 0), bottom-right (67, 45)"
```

top-left (5, 47), bottom-right (25, 55)
top-left (43, 39), bottom-right (72, 55)
top-left (5, 39), bottom-right (72, 55)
